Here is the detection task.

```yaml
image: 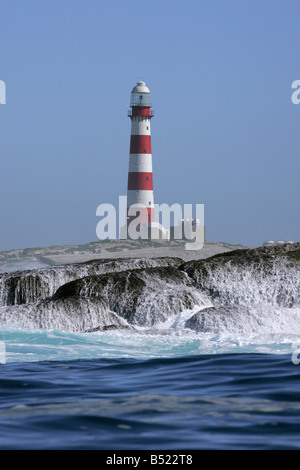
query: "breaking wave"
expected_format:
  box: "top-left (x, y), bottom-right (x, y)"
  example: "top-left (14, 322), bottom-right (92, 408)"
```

top-left (0, 244), bottom-right (299, 354)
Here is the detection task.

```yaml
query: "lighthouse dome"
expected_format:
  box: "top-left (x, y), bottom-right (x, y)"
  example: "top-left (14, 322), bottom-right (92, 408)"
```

top-left (130, 80), bottom-right (151, 106)
top-left (131, 81), bottom-right (150, 94)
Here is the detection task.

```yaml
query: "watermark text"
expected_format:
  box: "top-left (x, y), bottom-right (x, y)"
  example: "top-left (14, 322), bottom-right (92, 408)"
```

top-left (0, 80), bottom-right (6, 104)
top-left (292, 342), bottom-right (300, 365)
top-left (96, 197), bottom-right (205, 250)
top-left (291, 80), bottom-right (300, 105)
top-left (0, 341), bottom-right (6, 364)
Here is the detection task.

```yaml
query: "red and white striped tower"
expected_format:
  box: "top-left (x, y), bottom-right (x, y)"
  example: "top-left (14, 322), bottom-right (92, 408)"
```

top-left (127, 80), bottom-right (154, 233)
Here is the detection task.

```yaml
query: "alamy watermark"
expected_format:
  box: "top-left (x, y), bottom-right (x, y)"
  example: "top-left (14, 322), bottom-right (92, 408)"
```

top-left (0, 80), bottom-right (6, 104)
top-left (292, 342), bottom-right (300, 365)
top-left (96, 197), bottom-right (205, 250)
top-left (0, 341), bottom-right (6, 364)
top-left (291, 80), bottom-right (300, 105)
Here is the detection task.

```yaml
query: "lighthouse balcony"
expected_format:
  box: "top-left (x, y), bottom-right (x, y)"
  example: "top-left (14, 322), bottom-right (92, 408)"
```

top-left (128, 109), bottom-right (154, 118)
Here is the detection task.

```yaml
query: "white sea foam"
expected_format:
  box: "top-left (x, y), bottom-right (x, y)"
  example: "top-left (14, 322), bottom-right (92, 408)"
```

top-left (0, 326), bottom-right (298, 363)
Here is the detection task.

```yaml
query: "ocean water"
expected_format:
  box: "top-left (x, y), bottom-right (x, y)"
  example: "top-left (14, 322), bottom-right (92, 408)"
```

top-left (0, 327), bottom-right (300, 450)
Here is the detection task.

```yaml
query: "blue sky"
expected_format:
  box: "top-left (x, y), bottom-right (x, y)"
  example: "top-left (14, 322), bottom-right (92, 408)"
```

top-left (1, 0), bottom-right (299, 251)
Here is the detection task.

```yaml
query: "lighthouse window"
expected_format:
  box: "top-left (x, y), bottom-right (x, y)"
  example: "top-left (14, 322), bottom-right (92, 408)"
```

top-left (146, 176), bottom-right (148, 181)
top-left (144, 149), bottom-right (146, 153)
top-left (147, 126), bottom-right (149, 130)
top-left (149, 201), bottom-right (151, 205)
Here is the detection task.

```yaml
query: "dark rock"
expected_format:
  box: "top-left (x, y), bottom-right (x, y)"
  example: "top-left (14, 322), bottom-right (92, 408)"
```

top-left (0, 296), bottom-right (133, 332)
top-left (0, 257), bottom-right (184, 306)
top-left (181, 243), bottom-right (300, 277)
top-left (180, 243), bottom-right (300, 308)
top-left (52, 266), bottom-right (207, 327)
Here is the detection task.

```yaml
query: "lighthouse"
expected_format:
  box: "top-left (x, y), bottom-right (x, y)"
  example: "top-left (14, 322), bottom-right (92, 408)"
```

top-left (126, 80), bottom-right (155, 235)
top-left (123, 80), bottom-right (168, 241)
